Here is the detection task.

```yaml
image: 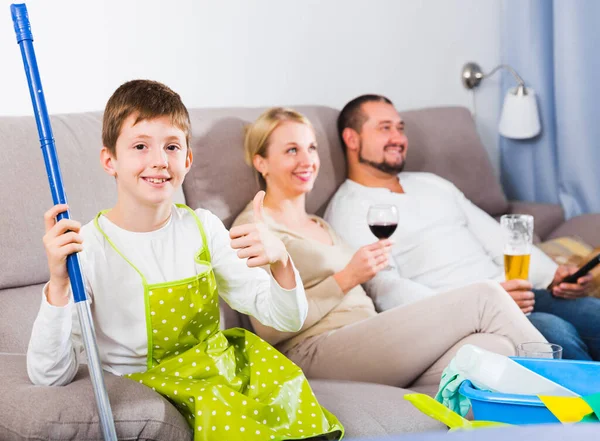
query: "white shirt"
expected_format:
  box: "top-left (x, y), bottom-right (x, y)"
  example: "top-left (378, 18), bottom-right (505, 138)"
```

top-left (324, 173), bottom-right (558, 310)
top-left (27, 206), bottom-right (307, 386)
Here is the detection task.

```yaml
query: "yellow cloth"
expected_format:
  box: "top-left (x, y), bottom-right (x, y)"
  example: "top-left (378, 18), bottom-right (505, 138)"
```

top-left (538, 396), bottom-right (593, 423)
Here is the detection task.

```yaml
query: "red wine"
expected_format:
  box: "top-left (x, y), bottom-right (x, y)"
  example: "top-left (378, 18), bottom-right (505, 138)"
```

top-left (369, 223), bottom-right (397, 239)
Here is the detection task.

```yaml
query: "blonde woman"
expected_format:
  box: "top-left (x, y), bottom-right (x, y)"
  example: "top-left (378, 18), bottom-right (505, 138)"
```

top-left (232, 107), bottom-right (545, 388)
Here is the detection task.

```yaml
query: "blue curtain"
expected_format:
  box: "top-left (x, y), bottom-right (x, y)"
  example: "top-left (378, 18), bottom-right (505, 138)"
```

top-left (500, 0), bottom-right (600, 218)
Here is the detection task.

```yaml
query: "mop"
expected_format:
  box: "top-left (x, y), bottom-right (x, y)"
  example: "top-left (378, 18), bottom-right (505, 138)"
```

top-left (10, 4), bottom-right (118, 440)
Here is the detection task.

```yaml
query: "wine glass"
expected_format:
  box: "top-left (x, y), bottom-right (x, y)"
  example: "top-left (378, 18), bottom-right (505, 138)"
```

top-left (367, 204), bottom-right (398, 270)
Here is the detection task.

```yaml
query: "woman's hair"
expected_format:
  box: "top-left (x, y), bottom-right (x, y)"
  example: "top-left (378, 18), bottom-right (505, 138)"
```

top-left (244, 107), bottom-right (314, 188)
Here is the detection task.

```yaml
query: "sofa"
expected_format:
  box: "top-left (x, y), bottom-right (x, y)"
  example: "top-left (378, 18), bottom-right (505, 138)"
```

top-left (1, 105), bottom-right (598, 441)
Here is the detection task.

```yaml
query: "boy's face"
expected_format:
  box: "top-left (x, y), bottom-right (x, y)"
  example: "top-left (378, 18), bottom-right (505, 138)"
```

top-left (101, 114), bottom-right (192, 208)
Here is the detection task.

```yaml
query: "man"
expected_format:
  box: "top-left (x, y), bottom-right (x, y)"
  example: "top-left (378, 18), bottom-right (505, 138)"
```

top-left (325, 94), bottom-right (599, 360)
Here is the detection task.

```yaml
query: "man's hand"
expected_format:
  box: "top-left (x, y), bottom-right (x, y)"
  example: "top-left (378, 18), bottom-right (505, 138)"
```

top-left (548, 265), bottom-right (593, 299)
top-left (229, 191), bottom-right (295, 288)
top-left (500, 279), bottom-right (535, 314)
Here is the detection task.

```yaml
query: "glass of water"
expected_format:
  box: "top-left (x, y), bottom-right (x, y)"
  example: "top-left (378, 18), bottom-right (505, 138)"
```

top-left (517, 342), bottom-right (563, 359)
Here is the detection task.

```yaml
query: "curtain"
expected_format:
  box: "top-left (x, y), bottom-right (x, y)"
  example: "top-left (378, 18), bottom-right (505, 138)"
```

top-left (500, 0), bottom-right (600, 217)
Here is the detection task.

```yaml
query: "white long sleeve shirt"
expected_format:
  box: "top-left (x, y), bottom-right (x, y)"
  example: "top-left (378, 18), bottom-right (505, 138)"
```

top-left (324, 173), bottom-right (558, 309)
top-left (27, 206), bottom-right (307, 386)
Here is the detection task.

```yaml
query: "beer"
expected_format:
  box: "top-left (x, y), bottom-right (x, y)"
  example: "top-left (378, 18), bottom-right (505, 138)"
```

top-left (501, 214), bottom-right (534, 282)
top-left (504, 253), bottom-right (531, 281)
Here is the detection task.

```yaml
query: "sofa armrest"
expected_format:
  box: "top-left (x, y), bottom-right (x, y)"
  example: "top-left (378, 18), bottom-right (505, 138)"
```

top-left (506, 200), bottom-right (565, 241)
top-left (546, 213), bottom-right (600, 248)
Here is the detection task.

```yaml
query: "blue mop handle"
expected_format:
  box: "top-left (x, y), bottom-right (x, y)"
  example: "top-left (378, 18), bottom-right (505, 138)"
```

top-left (11, 4), bottom-right (86, 303)
top-left (11, 6), bottom-right (118, 440)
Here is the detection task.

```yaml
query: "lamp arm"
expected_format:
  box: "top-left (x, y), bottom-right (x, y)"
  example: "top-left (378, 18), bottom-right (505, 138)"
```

top-left (461, 62), bottom-right (528, 91)
top-left (484, 64), bottom-right (525, 87)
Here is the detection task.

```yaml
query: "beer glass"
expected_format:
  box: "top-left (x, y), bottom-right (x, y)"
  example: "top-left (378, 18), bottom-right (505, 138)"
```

top-left (500, 214), bottom-right (534, 281)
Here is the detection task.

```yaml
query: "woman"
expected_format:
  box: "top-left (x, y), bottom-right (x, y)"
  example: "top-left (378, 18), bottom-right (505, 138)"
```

top-left (232, 107), bottom-right (545, 388)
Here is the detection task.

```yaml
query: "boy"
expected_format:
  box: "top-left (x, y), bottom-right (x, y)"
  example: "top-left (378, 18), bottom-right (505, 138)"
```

top-left (28, 80), bottom-right (343, 440)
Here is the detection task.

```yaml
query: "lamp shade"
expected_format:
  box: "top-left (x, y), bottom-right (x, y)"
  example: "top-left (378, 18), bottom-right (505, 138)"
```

top-left (498, 87), bottom-right (541, 139)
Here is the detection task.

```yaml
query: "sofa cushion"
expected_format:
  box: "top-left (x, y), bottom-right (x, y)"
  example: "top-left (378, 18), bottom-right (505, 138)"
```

top-left (401, 107), bottom-right (509, 216)
top-left (546, 213), bottom-right (600, 247)
top-left (538, 236), bottom-right (594, 267)
top-left (0, 113), bottom-right (111, 290)
top-left (182, 106), bottom-right (347, 228)
top-left (0, 354), bottom-right (192, 441)
top-left (506, 201), bottom-right (565, 241)
top-left (0, 113), bottom-right (185, 291)
top-left (0, 284), bottom-right (45, 354)
top-left (309, 379), bottom-right (445, 437)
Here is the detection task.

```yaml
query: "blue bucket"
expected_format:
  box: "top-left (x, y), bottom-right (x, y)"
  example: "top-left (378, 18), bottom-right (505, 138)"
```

top-left (459, 358), bottom-right (600, 425)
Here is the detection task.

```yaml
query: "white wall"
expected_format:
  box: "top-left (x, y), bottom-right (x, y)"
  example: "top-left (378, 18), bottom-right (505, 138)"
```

top-left (0, 0), bottom-right (502, 169)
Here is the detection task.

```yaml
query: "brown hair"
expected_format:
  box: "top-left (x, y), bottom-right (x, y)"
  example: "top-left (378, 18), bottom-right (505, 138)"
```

top-left (243, 107), bottom-right (314, 188)
top-left (102, 79), bottom-right (191, 156)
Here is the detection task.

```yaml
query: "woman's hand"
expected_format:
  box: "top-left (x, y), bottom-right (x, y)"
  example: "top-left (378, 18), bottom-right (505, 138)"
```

top-left (334, 240), bottom-right (392, 294)
top-left (42, 204), bottom-right (83, 306)
top-left (230, 191), bottom-right (295, 288)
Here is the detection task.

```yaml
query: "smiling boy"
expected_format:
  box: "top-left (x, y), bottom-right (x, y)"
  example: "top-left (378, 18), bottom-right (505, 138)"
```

top-left (27, 80), bottom-right (343, 440)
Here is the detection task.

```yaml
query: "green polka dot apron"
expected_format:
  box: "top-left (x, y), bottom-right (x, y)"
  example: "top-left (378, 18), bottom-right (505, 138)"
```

top-left (94, 205), bottom-right (344, 441)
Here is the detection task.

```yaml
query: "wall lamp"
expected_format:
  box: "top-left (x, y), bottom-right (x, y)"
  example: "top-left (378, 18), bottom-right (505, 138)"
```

top-left (462, 62), bottom-right (541, 139)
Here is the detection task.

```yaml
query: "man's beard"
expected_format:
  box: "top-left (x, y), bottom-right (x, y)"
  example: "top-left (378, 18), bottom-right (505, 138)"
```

top-left (358, 143), bottom-right (406, 174)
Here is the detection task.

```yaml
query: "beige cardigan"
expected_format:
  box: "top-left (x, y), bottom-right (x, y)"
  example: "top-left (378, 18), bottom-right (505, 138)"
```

top-left (232, 202), bottom-right (377, 354)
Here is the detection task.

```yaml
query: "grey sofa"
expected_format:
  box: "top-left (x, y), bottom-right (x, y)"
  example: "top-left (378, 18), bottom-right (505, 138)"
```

top-left (1, 105), bottom-right (598, 441)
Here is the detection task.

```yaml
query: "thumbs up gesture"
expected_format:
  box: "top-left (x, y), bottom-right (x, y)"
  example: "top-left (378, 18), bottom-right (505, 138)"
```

top-left (229, 191), bottom-right (289, 269)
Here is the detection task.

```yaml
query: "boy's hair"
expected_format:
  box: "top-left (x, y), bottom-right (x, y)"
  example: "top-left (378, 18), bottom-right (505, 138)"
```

top-left (337, 94), bottom-right (393, 154)
top-left (102, 79), bottom-right (191, 156)
top-left (243, 107), bottom-right (314, 189)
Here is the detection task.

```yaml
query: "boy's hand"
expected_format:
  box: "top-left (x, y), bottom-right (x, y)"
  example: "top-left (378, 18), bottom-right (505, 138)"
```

top-left (500, 279), bottom-right (535, 314)
top-left (229, 192), bottom-right (295, 289)
top-left (43, 204), bottom-right (83, 306)
top-left (230, 191), bottom-right (289, 267)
